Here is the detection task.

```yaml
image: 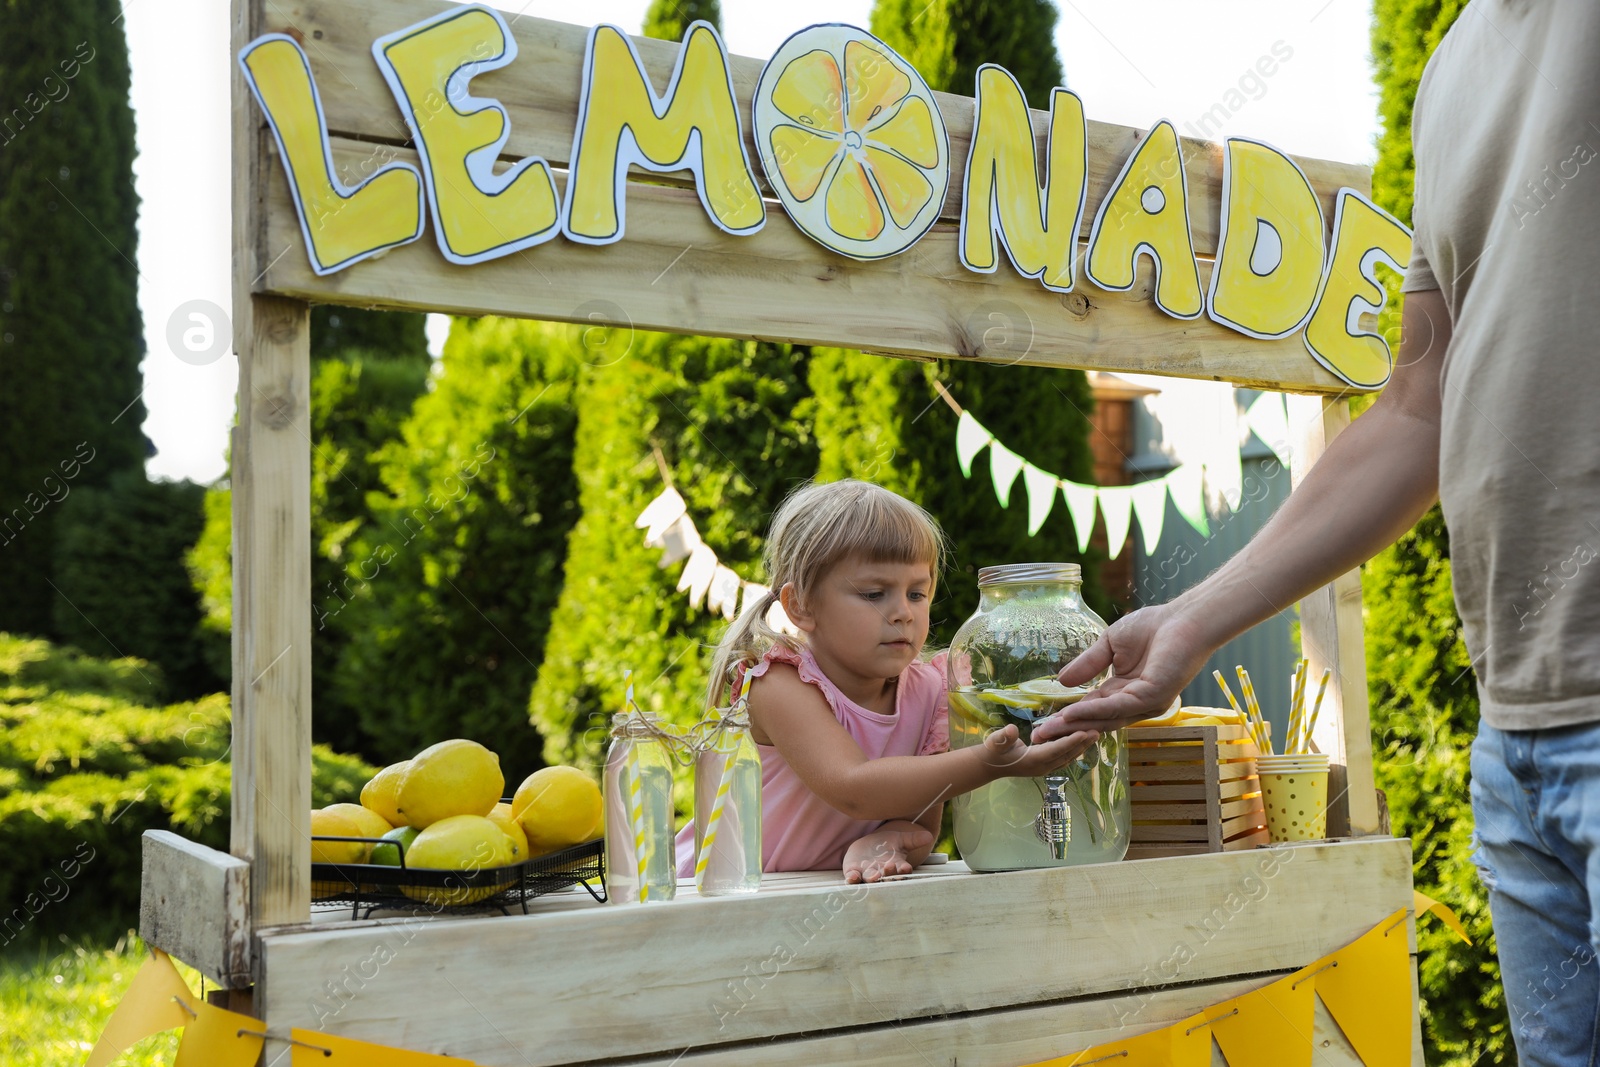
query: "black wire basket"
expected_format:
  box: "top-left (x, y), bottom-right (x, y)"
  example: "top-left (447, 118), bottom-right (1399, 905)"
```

top-left (310, 835), bottom-right (606, 921)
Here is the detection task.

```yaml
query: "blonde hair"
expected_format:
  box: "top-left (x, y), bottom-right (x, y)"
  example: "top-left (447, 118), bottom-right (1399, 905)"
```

top-left (704, 479), bottom-right (947, 710)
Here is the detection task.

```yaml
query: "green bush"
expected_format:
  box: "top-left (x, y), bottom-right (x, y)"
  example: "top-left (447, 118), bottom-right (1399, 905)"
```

top-left (329, 316), bottom-right (581, 774)
top-left (0, 634), bottom-right (374, 947)
top-left (51, 471), bottom-right (222, 702)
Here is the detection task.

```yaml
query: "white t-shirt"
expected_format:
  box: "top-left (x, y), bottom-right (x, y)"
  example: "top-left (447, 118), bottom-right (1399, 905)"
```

top-left (1403, 1), bottom-right (1600, 730)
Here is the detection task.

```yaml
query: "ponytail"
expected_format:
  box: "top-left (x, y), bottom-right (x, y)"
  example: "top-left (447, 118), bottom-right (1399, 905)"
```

top-left (702, 587), bottom-right (801, 711)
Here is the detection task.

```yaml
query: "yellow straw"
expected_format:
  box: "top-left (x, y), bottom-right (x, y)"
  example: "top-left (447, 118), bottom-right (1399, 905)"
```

top-left (1287, 660), bottom-right (1307, 753)
top-left (623, 671), bottom-right (649, 903)
top-left (1302, 669), bottom-right (1332, 753)
top-left (695, 672), bottom-right (753, 886)
top-left (1213, 669), bottom-right (1260, 750)
top-left (1236, 666), bottom-right (1271, 756)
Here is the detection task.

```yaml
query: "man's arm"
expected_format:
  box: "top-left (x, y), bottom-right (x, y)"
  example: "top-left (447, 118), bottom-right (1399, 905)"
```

top-left (1035, 287), bottom-right (1452, 736)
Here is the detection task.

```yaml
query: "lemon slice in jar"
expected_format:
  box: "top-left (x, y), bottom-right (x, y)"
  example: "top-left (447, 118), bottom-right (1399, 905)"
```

top-left (1016, 677), bottom-right (1094, 704)
top-left (948, 691), bottom-right (1004, 727)
top-left (975, 688), bottom-right (1045, 709)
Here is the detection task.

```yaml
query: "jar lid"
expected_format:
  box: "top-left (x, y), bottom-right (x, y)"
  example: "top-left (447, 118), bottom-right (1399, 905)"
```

top-left (977, 562), bottom-right (1082, 586)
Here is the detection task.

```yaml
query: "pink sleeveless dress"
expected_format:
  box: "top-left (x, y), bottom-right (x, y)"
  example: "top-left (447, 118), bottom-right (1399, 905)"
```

top-left (674, 644), bottom-right (949, 876)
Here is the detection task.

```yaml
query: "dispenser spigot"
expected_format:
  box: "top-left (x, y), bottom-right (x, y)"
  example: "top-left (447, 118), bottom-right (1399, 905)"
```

top-left (1035, 774), bottom-right (1072, 859)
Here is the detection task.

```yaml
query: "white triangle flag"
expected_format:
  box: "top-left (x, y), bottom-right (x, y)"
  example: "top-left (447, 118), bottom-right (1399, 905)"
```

top-left (1167, 462), bottom-right (1210, 537)
top-left (1022, 464), bottom-right (1057, 536)
top-left (706, 565), bottom-right (742, 619)
top-left (678, 543), bottom-right (717, 608)
top-left (1130, 478), bottom-right (1169, 554)
top-left (636, 486), bottom-right (687, 545)
top-left (1245, 392), bottom-right (1294, 470)
top-left (654, 514), bottom-right (702, 568)
top-left (956, 411), bottom-right (993, 478)
top-left (1097, 485), bottom-right (1135, 558)
top-left (988, 440), bottom-right (1025, 508)
top-left (767, 599), bottom-right (799, 636)
top-left (1060, 480), bottom-right (1098, 554)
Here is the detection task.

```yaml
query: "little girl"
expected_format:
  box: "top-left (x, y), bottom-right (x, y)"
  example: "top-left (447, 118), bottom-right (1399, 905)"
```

top-left (675, 479), bottom-right (1100, 884)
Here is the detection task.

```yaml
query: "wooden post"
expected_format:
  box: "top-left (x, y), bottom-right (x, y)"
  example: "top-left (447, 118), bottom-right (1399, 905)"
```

top-left (231, 0), bottom-right (312, 944)
top-left (1287, 395), bottom-right (1381, 837)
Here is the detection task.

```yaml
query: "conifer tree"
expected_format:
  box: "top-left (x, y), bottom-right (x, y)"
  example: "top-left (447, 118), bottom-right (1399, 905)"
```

top-left (0, 2), bottom-right (145, 636)
top-left (807, 0), bottom-right (1101, 640)
top-left (1366, 3), bottom-right (1507, 1063)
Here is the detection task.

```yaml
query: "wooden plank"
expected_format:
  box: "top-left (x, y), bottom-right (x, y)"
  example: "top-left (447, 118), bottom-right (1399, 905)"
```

top-left (622, 972), bottom-right (1373, 1067)
top-left (266, 1), bottom-right (1370, 251)
top-left (1288, 395), bottom-right (1381, 836)
top-left (257, 138), bottom-right (1355, 394)
top-left (257, 838), bottom-right (1413, 1065)
top-left (139, 831), bottom-right (252, 988)
top-left (1126, 783), bottom-right (1208, 802)
top-left (233, 0), bottom-right (313, 944)
top-left (1223, 827), bottom-right (1272, 850)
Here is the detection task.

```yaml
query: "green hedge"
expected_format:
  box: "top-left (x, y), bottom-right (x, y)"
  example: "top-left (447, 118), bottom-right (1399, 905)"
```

top-left (0, 634), bottom-right (373, 947)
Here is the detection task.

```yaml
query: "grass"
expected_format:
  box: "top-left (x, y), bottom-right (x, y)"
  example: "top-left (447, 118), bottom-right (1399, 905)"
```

top-left (0, 930), bottom-right (200, 1067)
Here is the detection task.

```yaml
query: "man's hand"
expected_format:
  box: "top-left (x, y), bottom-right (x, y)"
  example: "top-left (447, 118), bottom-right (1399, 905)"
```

top-left (1032, 603), bottom-right (1214, 740)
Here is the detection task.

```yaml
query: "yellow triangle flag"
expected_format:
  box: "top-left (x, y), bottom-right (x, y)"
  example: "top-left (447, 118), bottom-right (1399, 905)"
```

top-left (1209, 974), bottom-right (1316, 1067)
top-left (86, 949), bottom-right (195, 1067)
top-left (1414, 889), bottom-right (1472, 944)
top-left (173, 998), bottom-right (264, 1067)
top-left (292, 1027), bottom-right (475, 1064)
top-left (1315, 907), bottom-right (1414, 1067)
top-left (1033, 1013), bottom-right (1213, 1066)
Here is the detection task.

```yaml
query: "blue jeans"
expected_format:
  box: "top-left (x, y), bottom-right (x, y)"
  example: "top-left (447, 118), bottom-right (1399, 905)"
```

top-left (1470, 721), bottom-right (1600, 1066)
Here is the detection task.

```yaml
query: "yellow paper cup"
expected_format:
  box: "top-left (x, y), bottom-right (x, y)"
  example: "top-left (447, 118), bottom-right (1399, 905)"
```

top-left (1259, 767), bottom-right (1329, 842)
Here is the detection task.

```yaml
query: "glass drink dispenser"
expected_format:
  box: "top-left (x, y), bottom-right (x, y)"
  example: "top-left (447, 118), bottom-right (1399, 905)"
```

top-left (946, 563), bottom-right (1130, 870)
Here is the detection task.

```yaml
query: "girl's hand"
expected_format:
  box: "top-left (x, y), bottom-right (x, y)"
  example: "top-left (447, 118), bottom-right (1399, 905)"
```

top-left (979, 723), bottom-right (1100, 778)
top-left (843, 826), bottom-right (934, 884)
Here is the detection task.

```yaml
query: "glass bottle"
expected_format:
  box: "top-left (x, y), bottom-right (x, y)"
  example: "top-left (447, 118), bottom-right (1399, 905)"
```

top-left (691, 707), bottom-right (762, 896)
top-left (603, 711), bottom-right (678, 903)
top-left (946, 563), bottom-right (1130, 870)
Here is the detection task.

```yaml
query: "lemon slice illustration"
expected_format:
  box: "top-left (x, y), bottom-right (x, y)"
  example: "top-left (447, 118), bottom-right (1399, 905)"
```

top-left (753, 25), bottom-right (950, 261)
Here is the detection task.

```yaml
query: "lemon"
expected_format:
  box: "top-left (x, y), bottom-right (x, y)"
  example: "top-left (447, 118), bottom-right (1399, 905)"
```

top-left (512, 766), bottom-right (603, 856)
top-left (361, 760), bottom-right (412, 827)
top-left (309, 808), bottom-right (368, 864)
top-left (1016, 677), bottom-right (1094, 703)
top-left (369, 825), bottom-right (420, 868)
top-left (400, 814), bottom-right (517, 906)
top-left (395, 739), bottom-right (503, 829)
top-left (976, 688), bottom-right (1044, 709)
top-left (486, 802), bottom-right (529, 862)
top-left (754, 25), bottom-right (949, 260)
top-left (948, 690), bottom-right (1003, 727)
top-left (322, 802), bottom-right (392, 844)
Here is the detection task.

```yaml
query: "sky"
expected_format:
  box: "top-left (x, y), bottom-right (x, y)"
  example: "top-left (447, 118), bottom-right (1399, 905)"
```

top-left (126, 0), bottom-right (1379, 484)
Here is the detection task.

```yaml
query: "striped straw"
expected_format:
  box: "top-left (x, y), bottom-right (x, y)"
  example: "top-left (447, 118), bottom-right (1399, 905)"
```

top-left (1213, 670), bottom-right (1260, 750)
top-left (622, 669), bottom-right (650, 902)
top-left (1301, 669), bottom-right (1332, 753)
top-left (1287, 660), bottom-right (1308, 753)
top-left (695, 673), bottom-right (754, 887)
top-left (1235, 666), bottom-right (1271, 756)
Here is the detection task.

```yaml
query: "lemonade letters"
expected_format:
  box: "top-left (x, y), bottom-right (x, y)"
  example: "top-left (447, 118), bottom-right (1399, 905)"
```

top-left (373, 5), bottom-right (562, 264)
top-left (1085, 120), bottom-right (1204, 320)
top-left (237, 35), bottom-right (424, 275)
top-left (241, 6), bottom-right (1412, 387)
top-left (959, 65), bottom-right (1086, 292)
top-left (564, 21), bottom-right (764, 244)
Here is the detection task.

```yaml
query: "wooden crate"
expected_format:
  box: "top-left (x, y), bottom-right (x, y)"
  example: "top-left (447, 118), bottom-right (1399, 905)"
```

top-left (1126, 724), bottom-right (1269, 859)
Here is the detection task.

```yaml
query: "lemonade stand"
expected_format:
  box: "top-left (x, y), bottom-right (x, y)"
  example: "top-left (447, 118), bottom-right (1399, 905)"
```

top-left (130, 1), bottom-right (1426, 1062)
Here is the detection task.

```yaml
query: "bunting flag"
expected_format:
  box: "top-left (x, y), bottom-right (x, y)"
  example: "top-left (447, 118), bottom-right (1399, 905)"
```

top-left (637, 486), bottom-right (798, 634)
top-left (86, 950), bottom-right (195, 1067)
top-left (172, 1000), bottom-right (264, 1067)
top-left (1244, 392), bottom-right (1295, 469)
top-left (951, 407), bottom-right (1274, 557)
top-left (1026, 898), bottom-right (1466, 1067)
top-left (1414, 888), bottom-right (1472, 944)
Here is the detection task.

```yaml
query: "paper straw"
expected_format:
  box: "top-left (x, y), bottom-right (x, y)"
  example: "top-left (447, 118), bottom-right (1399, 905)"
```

top-left (622, 669), bottom-right (649, 902)
top-left (695, 673), bottom-right (753, 884)
top-left (1302, 669), bottom-right (1332, 753)
top-left (1236, 666), bottom-right (1271, 756)
top-left (1213, 670), bottom-right (1261, 751)
top-left (1287, 660), bottom-right (1307, 753)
